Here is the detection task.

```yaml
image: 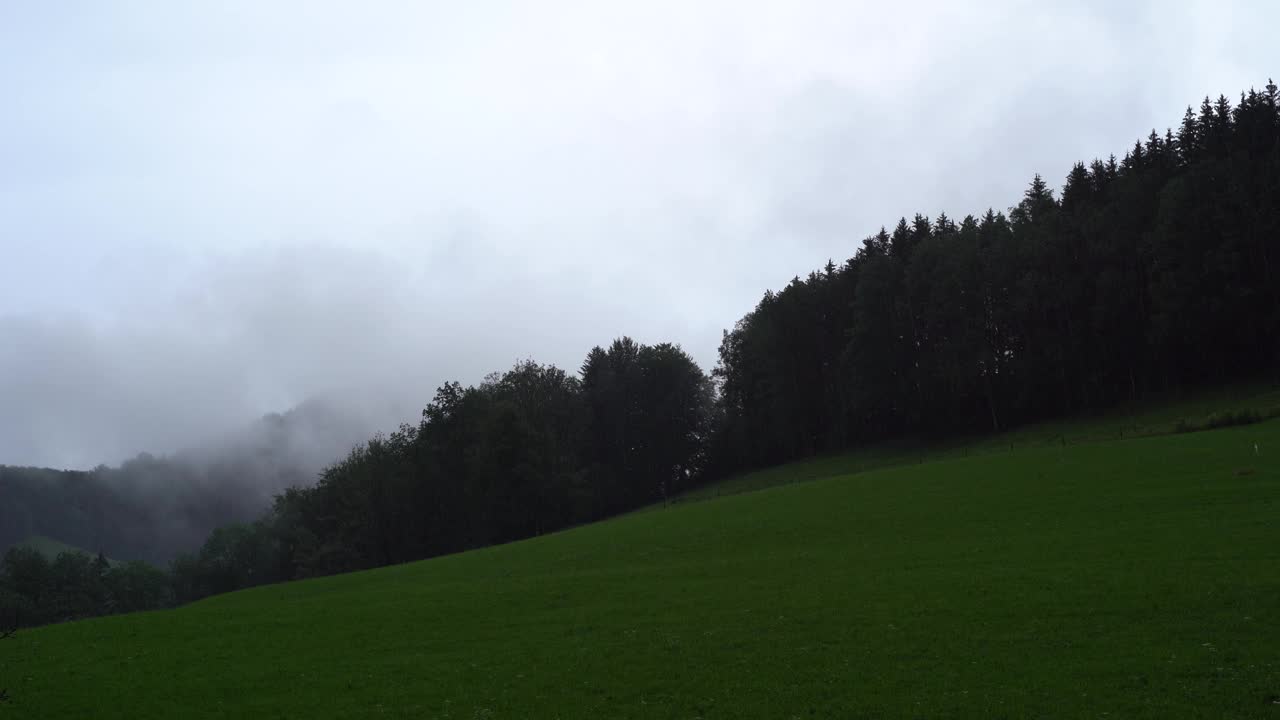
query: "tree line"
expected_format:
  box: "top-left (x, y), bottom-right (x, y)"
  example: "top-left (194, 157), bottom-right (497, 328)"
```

top-left (2, 340), bottom-right (712, 622)
top-left (2, 81), bottom-right (1277, 628)
top-left (711, 82), bottom-right (1280, 472)
top-left (0, 547), bottom-right (169, 628)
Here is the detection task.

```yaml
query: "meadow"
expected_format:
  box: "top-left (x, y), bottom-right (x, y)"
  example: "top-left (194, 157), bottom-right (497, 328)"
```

top-left (2, 413), bottom-right (1277, 718)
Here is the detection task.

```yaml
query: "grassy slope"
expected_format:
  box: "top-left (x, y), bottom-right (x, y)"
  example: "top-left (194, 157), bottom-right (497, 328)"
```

top-left (3, 420), bottom-right (1279, 718)
top-left (679, 381), bottom-right (1280, 502)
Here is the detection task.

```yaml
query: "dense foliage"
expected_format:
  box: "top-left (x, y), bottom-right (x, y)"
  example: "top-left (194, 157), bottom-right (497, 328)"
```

top-left (170, 343), bottom-right (712, 594)
top-left (0, 546), bottom-right (170, 628)
top-left (3, 81), bottom-right (1277, 626)
top-left (711, 83), bottom-right (1280, 473)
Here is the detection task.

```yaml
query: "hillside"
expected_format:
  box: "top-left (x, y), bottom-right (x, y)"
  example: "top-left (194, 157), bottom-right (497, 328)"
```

top-left (678, 381), bottom-right (1280, 503)
top-left (3, 417), bottom-right (1276, 718)
top-left (5, 536), bottom-right (116, 567)
top-left (0, 397), bottom-right (376, 565)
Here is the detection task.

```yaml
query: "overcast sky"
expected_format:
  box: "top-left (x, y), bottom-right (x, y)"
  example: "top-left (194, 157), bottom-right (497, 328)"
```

top-left (1, 1), bottom-right (1275, 469)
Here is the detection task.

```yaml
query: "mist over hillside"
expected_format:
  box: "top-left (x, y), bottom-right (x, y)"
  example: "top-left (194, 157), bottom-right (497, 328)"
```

top-left (0, 394), bottom-right (396, 564)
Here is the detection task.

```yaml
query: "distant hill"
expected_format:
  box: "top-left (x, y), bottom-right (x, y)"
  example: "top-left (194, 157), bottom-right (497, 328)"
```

top-left (0, 396), bottom-right (381, 565)
top-left (6, 535), bottom-right (117, 566)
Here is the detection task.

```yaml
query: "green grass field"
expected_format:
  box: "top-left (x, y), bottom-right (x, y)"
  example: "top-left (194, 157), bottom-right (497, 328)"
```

top-left (2, 412), bottom-right (1278, 717)
top-left (676, 382), bottom-right (1280, 502)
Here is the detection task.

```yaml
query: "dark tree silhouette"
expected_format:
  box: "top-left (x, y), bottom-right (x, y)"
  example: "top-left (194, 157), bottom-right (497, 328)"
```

top-left (709, 80), bottom-right (1280, 477)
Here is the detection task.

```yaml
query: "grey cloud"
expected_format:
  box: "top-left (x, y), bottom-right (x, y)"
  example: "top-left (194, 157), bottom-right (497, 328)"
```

top-left (2, 0), bottom-right (1277, 470)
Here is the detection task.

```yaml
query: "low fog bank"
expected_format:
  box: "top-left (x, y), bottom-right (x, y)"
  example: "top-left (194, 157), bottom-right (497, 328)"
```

top-left (0, 393), bottom-right (408, 564)
top-left (179, 392), bottom-right (416, 494)
top-left (0, 242), bottom-right (728, 473)
top-left (0, 242), bottom-right (726, 564)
